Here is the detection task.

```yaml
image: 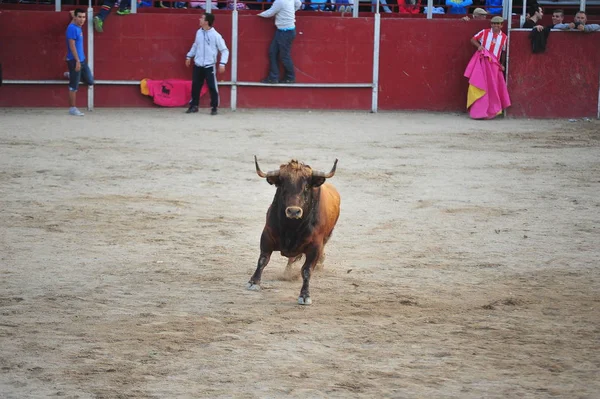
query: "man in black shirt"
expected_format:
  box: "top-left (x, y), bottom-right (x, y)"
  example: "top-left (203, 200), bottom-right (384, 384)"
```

top-left (522, 5), bottom-right (543, 29)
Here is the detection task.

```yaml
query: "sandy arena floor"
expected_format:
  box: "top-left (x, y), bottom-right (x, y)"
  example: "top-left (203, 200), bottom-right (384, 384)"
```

top-left (1, 108), bottom-right (599, 398)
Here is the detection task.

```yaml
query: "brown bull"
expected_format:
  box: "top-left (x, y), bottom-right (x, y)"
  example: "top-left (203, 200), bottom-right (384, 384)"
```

top-left (248, 157), bottom-right (341, 305)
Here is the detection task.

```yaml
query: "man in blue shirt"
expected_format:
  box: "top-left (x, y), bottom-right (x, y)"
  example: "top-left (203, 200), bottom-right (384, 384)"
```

top-left (66, 9), bottom-right (94, 116)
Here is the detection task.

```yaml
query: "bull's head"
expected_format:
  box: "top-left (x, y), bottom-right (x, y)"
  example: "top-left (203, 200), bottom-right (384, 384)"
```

top-left (255, 156), bottom-right (338, 220)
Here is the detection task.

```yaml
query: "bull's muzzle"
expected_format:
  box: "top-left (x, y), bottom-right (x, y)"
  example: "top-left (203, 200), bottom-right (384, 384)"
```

top-left (285, 206), bottom-right (303, 219)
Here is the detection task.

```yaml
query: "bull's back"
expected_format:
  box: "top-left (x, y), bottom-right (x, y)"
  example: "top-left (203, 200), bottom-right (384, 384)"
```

top-left (319, 183), bottom-right (341, 237)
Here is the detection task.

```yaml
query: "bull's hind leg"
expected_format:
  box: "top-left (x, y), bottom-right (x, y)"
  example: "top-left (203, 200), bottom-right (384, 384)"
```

top-left (298, 246), bottom-right (320, 305)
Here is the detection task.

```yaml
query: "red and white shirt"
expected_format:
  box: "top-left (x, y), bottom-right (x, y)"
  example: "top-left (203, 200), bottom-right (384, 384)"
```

top-left (473, 29), bottom-right (507, 60)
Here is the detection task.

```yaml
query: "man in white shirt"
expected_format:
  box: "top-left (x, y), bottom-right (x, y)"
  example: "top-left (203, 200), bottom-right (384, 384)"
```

top-left (258, 0), bottom-right (302, 84)
top-left (185, 13), bottom-right (229, 115)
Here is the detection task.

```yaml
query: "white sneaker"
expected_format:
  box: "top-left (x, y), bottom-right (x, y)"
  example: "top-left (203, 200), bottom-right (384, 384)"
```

top-left (69, 107), bottom-right (84, 116)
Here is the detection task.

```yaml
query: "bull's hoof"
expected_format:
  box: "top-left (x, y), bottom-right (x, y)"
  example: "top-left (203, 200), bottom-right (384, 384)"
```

top-left (246, 282), bottom-right (261, 291)
top-left (297, 296), bottom-right (312, 305)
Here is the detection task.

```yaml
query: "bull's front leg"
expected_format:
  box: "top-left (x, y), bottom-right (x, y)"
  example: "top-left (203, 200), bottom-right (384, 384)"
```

top-left (247, 251), bottom-right (272, 291)
top-left (247, 230), bottom-right (275, 291)
top-left (298, 246), bottom-right (320, 305)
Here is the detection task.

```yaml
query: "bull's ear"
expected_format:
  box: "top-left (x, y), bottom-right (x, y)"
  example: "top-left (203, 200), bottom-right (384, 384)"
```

top-left (266, 176), bottom-right (280, 186)
top-left (311, 176), bottom-right (326, 187)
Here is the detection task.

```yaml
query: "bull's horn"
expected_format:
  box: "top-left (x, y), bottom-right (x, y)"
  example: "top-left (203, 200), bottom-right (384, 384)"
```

top-left (254, 155), bottom-right (280, 178)
top-left (312, 159), bottom-right (338, 178)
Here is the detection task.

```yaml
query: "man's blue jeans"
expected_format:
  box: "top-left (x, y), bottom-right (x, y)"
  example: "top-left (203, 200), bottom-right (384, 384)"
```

top-left (267, 28), bottom-right (296, 81)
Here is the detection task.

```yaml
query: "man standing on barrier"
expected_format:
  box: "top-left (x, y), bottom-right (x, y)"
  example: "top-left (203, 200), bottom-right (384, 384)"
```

top-left (258, 0), bottom-right (302, 84)
top-left (66, 8), bottom-right (94, 117)
top-left (185, 13), bottom-right (229, 116)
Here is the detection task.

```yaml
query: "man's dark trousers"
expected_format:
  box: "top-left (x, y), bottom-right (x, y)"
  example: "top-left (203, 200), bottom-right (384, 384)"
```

top-left (191, 65), bottom-right (219, 109)
top-left (267, 29), bottom-right (296, 81)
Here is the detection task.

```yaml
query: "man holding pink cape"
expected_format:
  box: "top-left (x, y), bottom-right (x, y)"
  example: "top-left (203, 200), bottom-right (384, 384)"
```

top-left (465, 16), bottom-right (511, 119)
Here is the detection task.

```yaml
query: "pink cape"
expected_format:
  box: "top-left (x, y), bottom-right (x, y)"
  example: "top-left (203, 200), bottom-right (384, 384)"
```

top-left (142, 79), bottom-right (208, 107)
top-left (464, 49), bottom-right (511, 119)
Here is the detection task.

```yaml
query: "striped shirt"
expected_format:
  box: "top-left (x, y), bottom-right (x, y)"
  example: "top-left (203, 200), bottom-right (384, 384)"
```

top-left (473, 29), bottom-right (507, 60)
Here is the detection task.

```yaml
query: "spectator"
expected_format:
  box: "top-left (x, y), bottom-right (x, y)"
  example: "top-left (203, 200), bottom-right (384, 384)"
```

top-left (65, 8), bottom-right (94, 116)
top-left (446, 0), bottom-right (473, 15)
top-left (372, 0), bottom-right (393, 13)
top-left (522, 5), bottom-right (543, 29)
top-left (398, 0), bottom-right (421, 14)
top-left (185, 13), bottom-right (229, 115)
top-left (554, 11), bottom-right (600, 32)
top-left (258, 0), bottom-right (302, 84)
top-left (93, 0), bottom-right (131, 33)
top-left (485, 0), bottom-right (502, 15)
top-left (423, 5), bottom-right (445, 14)
top-left (550, 9), bottom-right (564, 28)
top-left (337, 0), bottom-right (354, 13)
top-left (227, 0), bottom-right (249, 9)
top-left (462, 7), bottom-right (487, 21)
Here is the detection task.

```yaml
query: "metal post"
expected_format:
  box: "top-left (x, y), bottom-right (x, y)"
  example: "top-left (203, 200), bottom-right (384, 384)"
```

top-left (206, 0), bottom-right (212, 12)
top-left (132, 0), bottom-right (137, 14)
top-left (87, 4), bottom-right (94, 111)
top-left (353, 0), bottom-right (358, 17)
top-left (521, 0), bottom-right (527, 29)
top-left (504, 0), bottom-right (513, 118)
top-left (580, 0), bottom-right (586, 12)
top-left (55, 0), bottom-right (61, 12)
top-left (426, 0), bottom-right (432, 19)
top-left (371, 11), bottom-right (380, 113)
top-left (231, 6), bottom-right (238, 111)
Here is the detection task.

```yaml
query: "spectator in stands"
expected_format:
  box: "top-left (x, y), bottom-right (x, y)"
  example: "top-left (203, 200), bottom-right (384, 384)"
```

top-left (446, 0), bottom-right (473, 15)
top-left (65, 8), bottom-right (94, 117)
top-left (462, 7), bottom-right (487, 21)
top-left (372, 0), bottom-right (393, 13)
top-left (258, 0), bottom-right (302, 84)
top-left (554, 11), bottom-right (600, 32)
top-left (93, 0), bottom-right (131, 33)
top-left (337, 0), bottom-right (354, 13)
top-left (485, 0), bottom-right (502, 15)
top-left (185, 13), bottom-right (229, 115)
top-left (398, 0), bottom-right (421, 14)
top-left (522, 5), bottom-right (543, 29)
top-left (550, 9), bottom-right (564, 28)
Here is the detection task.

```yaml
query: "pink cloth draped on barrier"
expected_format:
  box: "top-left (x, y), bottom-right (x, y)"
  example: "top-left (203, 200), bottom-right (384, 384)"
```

top-left (464, 48), bottom-right (511, 119)
top-left (141, 79), bottom-right (208, 107)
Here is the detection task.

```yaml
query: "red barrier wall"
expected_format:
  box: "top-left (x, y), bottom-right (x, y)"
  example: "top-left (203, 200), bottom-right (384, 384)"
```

top-left (507, 30), bottom-right (600, 118)
top-left (0, 10), bottom-right (599, 117)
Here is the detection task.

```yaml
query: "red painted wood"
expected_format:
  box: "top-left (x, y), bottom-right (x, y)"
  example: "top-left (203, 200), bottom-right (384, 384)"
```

top-left (0, 10), bottom-right (598, 117)
top-left (507, 31), bottom-right (600, 118)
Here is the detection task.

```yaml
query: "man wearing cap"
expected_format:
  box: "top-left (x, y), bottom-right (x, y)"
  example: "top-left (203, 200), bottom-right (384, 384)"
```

top-left (465, 16), bottom-right (511, 119)
top-left (471, 16), bottom-right (507, 68)
top-left (462, 7), bottom-right (488, 21)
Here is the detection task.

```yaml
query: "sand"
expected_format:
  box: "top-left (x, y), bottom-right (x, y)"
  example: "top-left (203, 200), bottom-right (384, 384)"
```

top-left (1, 108), bottom-right (599, 398)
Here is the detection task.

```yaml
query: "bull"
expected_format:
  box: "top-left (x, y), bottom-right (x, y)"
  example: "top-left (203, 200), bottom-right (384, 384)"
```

top-left (248, 156), bottom-right (341, 305)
